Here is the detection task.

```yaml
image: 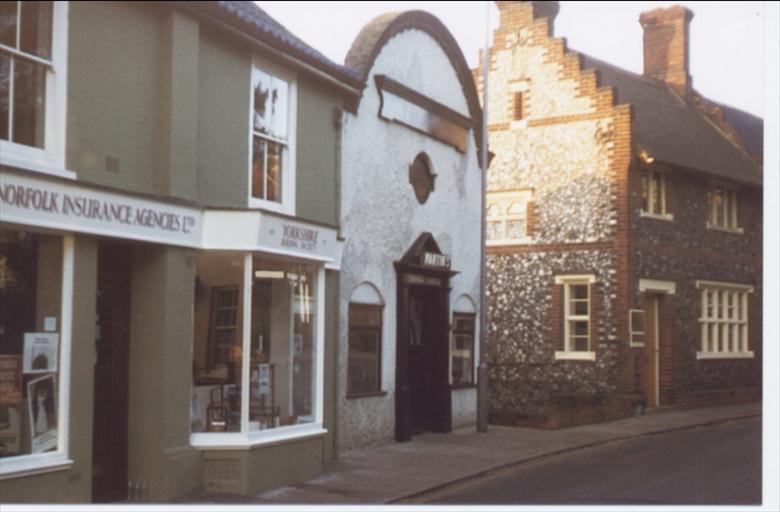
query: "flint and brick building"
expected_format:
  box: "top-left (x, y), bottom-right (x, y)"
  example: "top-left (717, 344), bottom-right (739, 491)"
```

top-left (477, 1), bottom-right (762, 427)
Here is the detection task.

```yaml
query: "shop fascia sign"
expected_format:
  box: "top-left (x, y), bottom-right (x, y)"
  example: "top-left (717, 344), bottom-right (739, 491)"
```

top-left (0, 171), bottom-right (201, 247)
top-left (0, 171), bottom-right (341, 265)
top-left (201, 210), bottom-right (339, 264)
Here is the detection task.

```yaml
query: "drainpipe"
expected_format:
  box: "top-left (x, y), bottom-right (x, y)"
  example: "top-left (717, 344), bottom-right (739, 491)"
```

top-left (477, 1), bottom-right (490, 434)
top-left (332, 106), bottom-right (343, 457)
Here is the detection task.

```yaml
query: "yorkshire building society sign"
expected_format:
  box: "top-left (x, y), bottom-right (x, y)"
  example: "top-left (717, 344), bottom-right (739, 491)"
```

top-left (0, 171), bottom-right (202, 247)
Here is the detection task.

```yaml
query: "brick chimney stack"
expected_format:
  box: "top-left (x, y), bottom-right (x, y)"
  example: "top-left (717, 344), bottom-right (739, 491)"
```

top-left (495, 1), bottom-right (560, 35)
top-left (639, 6), bottom-right (694, 96)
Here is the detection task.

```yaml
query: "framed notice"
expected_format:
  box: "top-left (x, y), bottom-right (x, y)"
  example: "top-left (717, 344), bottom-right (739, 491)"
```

top-left (0, 355), bottom-right (22, 404)
top-left (23, 333), bottom-right (59, 374)
top-left (27, 374), bottom-right (58, 454)
top-left (258, 364), bottom-right (271, 396)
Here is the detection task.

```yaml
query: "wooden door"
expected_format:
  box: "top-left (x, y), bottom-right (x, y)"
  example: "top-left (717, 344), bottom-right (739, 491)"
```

top-left (92, 243), bottom-right (131, 502)
top-left (406, 285), bottom-right (450, 435)
top-left (408, 288), bottom-right (427, 435)
top-left (643, 295), bottom-right (659, 408)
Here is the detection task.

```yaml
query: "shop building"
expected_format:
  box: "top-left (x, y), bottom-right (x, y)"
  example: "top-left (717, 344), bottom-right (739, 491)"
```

top-left (477, 2), bottom-right (762, 427)
top-left (1, 0), bottom-right (363, 501)
top-left (336, 11), bottom-right (484, 451)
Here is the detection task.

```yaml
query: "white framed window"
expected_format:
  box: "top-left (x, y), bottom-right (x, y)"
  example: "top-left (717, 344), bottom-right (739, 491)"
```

top-left (486, 190), bottom-right (532, 245)
top-left (629, 309), bottom-right (645, 347)
top-left (696, 281), bottom-right (753, 359)
top-left (554, 274), bottom-right (596, 361)
top-left (451, 313), bottom-right (475, 387)
top-left (0, 1), bottom-right (71, 179)
top-left (639, 168), bottom-right (672, 220)
top-left (190, 252), bottom-right (326, 449)
top-left (0, 227), bottom-right (74, 479)
top-left (248, 60), bottom-right (296, 215)
top-left (707, 186), bottom-right (741, 233)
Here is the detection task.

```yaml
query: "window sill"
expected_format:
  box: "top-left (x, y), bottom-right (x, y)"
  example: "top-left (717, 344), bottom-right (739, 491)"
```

top-left (346, 390), bottom-right (387, 399)
top-left (0, 143), bottom-right (75, 180)
top-left (190, 424), bottom-right (327, 450)
top-left (554, 351), bottom-right (596, 361)
top-left (639, 211), bottom-right (674, 222)
top-left (630, 343), bottom-right (645, 348)
top-left (706, 224), bottom-right (744, 235)
top-left (696, 351), bottom-right (754, 360)
top-left (248, 197), bottom-right (292, 216)
top-left (0, 453), bottom-right (73, 481)
top-left (486, 238), bottom-right (532, 247)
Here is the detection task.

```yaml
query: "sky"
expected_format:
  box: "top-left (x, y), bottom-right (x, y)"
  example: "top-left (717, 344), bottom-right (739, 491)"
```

top-left (256, 1), bottom-right (765, 118)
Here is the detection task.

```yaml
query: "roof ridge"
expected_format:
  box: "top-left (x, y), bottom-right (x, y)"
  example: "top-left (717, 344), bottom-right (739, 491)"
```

top-left (576, 51), bottom-right (669, 90)
top-left (686, 91), bottom-right (762, 165)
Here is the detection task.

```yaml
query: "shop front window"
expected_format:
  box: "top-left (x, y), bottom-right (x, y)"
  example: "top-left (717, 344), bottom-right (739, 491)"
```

top-left (192, 253), bottom-right (245, 433)
top-left (0, 228), bottom-right (67, 464)
top-left (191, 252), bottom-right (320, 441)
top-left (249, 258), bottom-right (316, 430)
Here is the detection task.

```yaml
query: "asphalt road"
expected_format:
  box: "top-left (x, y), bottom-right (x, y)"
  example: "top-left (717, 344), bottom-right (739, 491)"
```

top-left (430, 416), bottom-right (762, 505)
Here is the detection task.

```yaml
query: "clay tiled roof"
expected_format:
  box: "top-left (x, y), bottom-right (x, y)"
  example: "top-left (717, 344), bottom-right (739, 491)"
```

top-left (581, 55), bottom-right (762, 186)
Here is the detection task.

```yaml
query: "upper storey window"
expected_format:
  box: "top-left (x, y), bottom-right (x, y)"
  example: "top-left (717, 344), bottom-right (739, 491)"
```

top-left (0, 1), bottom-right (68, 177)
top-left (707, 185), bottom-right (741, 232)
top-left (249, 64), bottom-right (296, 213)
top-left (486, 190), bottom-right (533, 245)
top-left (639, 168), bottom-right (671, 220)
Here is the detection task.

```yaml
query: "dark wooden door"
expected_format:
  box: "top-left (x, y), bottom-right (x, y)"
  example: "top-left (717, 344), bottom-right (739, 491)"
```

top-left (408, 288), bottom-right (427, 435)
top-left (407, 285), bottom-right (450, 435)
top-left (92, 242), bottom-right (131, 502)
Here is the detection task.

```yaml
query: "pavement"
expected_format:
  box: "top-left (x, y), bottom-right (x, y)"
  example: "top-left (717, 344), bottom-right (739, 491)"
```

top-left (187, 401), bottom-right (762, 505)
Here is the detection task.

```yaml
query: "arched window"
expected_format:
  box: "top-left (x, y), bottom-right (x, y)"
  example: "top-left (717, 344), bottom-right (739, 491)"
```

top-left (452, 294), bottom-right (477, 387)
top-left (348, 283), bottom-right (384, 396)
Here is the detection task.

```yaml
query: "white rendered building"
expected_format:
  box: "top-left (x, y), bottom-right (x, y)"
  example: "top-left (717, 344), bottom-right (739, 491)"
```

top-left (337, 11), bottom-right (485, 451)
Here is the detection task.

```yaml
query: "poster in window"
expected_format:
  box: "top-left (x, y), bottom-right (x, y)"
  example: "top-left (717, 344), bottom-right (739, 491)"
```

top-left (22, 332), bottom-right (59, 374)
top-left (0, 403), bottom-right (22, 456)
top-left (293, 334), bottom-right (303, 355)
top-left (0, 355), bottom-right (22, 403)
top-left (258, 364), bottom-right (271, 396)
top-left (27, 374), bottom-right (57, 454)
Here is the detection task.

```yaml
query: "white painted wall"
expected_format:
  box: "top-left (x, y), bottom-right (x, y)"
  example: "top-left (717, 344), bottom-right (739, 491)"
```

top-left (338, 28), bottom-right (482, 452)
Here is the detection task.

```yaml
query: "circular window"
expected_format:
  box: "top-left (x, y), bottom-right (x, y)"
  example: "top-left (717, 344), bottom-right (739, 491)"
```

top-left (409, 153), bottom-right (435, 204)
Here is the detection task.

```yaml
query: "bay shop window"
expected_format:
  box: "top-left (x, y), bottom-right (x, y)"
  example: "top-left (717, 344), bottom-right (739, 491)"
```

top-left (0, 227), bottom-right (73, 475)
top-left (190, 252), bottom-right (324, 446)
